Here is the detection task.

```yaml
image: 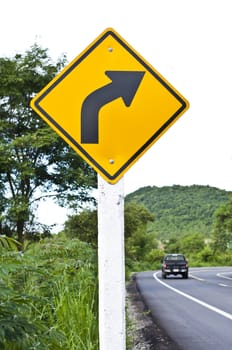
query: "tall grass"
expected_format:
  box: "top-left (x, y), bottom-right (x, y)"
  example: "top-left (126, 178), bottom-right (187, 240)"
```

top-left (0, 235), bottom-right (99, 349)
top-left (51, 270), bottom-right (98, 349)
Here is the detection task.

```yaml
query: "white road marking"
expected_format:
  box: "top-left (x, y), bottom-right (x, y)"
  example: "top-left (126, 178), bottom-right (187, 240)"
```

top-left (217, 272), bottom-right (232, 281)
top-left (189, 274), bottom-right (204, 281)
top-left (219, 283), bottom-right (229, 287)
top-left (190, 269), bottom-right (232, 284)
top-left (153, 271), bottom-right (232, 321)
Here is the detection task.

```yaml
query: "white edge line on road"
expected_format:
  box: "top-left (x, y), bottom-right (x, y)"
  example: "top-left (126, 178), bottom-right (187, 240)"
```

top-left (153, 272), bottom-right (232, 321)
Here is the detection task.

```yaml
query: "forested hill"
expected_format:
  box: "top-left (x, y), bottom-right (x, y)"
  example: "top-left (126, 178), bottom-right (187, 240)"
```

top-left (125, 185), bottom-right (232, 240)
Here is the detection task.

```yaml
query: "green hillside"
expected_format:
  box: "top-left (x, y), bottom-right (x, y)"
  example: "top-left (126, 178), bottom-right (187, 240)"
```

top-left (126, 185), bottom-right (232, 240)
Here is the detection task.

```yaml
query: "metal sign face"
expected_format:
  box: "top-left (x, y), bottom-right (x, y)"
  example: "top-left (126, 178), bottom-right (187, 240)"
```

top-left (30, 28), bottom-right (189, 184)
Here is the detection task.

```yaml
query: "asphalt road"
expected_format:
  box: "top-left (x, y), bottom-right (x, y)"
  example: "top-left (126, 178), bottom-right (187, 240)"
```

top-left (136, 267), bottom-right (232, 350)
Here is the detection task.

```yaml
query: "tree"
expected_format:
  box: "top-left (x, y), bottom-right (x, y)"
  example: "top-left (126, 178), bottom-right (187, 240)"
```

top-left (164, 232), bottom-right (205, 256)
top-left (63, 209), bottom-right (98, 246)
top-left (163, 237), bottom-right (181, 253)
top-left (124, 202), bottom-right (156, 264)
top-left (124, 201), bottom-right (154, 239)
top-left (63, 202), bottom-right (156, 263)
top-left (212, 197), bottom-right (232, 252)
top-left (0, 45), bottom-right (96, 245)
top-left (180, 232), bottom-right (205, 255)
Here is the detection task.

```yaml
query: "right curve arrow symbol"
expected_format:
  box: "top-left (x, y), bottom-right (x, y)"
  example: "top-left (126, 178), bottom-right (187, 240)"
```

top-left (81, 71), bottom-right (145, 144)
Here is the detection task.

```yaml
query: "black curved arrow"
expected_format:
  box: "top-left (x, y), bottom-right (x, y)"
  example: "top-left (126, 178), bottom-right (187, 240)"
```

top-left (81, 71), bottom-right (145, 144)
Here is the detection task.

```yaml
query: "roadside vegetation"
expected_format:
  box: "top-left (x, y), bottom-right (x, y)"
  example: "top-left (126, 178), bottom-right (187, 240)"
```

top-left (1, 44), bottom-right (232, 348)
top-left (0, 235), bottom-right (98, 349)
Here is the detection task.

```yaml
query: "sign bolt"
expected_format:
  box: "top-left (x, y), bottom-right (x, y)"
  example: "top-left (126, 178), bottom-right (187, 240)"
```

top-left (109, 159), bottom-right (115, 164)
top-left (108, 47), bottom-right (113, 52)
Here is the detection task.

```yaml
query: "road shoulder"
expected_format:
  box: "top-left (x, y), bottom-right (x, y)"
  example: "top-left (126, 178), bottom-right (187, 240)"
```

top-left (126, 273), bottom-right (181, 350)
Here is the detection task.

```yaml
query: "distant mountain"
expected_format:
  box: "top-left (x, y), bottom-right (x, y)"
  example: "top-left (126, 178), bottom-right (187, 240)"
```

top-left (125, 185), bottom-right (232, 240)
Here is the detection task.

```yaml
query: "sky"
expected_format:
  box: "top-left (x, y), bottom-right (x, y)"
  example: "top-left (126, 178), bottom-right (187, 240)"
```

top-left (1, 0), bottom-right (232, 229)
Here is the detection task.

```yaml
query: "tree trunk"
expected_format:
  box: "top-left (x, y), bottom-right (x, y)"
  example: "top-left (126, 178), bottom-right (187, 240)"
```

top-left (17, 219), bottom-right (24, 250)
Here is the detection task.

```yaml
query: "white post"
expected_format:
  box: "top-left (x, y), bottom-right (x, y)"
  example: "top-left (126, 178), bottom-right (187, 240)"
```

top-left (97, 174), bottom-right (126, 350)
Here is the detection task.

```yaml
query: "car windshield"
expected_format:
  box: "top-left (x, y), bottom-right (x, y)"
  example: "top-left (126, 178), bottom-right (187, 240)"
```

top-left (165, 255), bottom-right (185, 261)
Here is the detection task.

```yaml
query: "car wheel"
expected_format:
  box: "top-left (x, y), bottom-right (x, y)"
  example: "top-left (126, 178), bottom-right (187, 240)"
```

top-left (183, 272), bottom-right (188, 279)
top-left (162, 272), bottom-right (167, 279)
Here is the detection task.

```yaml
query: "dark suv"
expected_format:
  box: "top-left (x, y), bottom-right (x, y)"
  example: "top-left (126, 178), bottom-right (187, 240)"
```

top-left (161, 254), bottom-right (189, 279)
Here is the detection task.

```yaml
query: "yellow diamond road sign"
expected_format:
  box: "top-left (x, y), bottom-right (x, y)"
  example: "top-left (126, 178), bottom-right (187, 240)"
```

top-left (30, 28), bottom-right (189, 184)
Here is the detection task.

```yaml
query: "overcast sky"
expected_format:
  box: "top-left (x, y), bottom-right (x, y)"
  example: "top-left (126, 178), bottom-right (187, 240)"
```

top-left (2, 0), bottom-right (232, 228)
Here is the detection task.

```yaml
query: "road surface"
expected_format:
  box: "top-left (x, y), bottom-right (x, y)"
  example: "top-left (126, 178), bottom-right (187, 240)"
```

top-left (136, 267), bottom-right (232, 350)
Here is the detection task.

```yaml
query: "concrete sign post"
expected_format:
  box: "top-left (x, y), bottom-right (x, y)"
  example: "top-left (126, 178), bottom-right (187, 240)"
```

top-left (98, 174), bottom-right (125, 350)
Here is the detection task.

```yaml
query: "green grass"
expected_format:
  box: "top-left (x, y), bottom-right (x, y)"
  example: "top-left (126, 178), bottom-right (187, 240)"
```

top-left (0, 235), bottom-right (99, 350)
top-left (50, 270), bottom-right (98, 349)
